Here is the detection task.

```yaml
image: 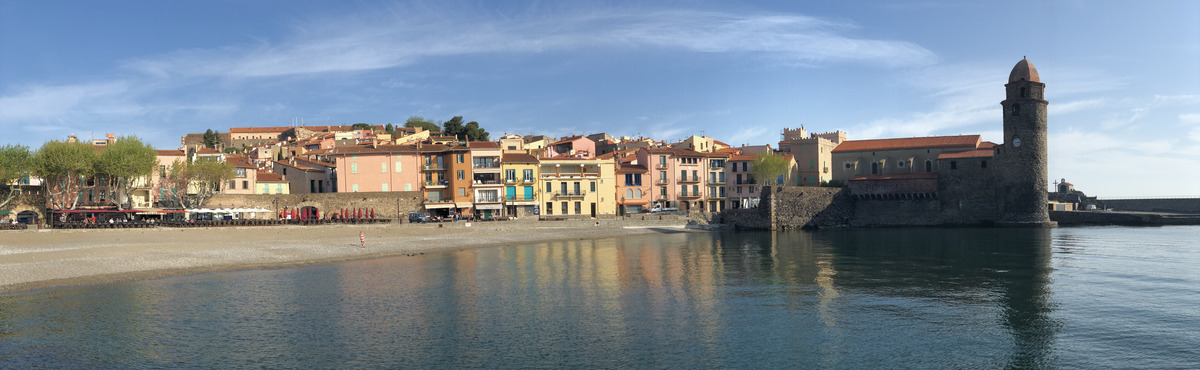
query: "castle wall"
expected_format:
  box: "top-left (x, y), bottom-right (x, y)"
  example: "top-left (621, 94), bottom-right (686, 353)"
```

top-left (1102, 198), bottom-right (1200, 214)
top-left (206, 191), bottom-right (424, 220)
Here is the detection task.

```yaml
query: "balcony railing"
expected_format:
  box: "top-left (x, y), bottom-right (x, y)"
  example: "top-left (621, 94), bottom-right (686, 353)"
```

top-left (554, 191), bottom-right (587, 198)
top-left (709, 178), bottom-right (726, 184)
top-left (472, 163), bottom-right (501, 169)
top-left (424, 197), bottom-right (452, 204)
top-left (475, 197), bottom-right (502, 203)
top-left (659, 179), bottom-right (669, 184)
top-left (522, 178), bottom-right (535, 183)
top-left (505, 178), bottom-right (517, 183)
top-left (505, 195), bottom-right (537, 201)
top-left (473, 180), bottom-right (503, 185)
top-left (679, 176), bottom-right (700, 183)
top-left (656, 163), bottom-right (668, 169)
top-left (678, 193), bottom-right (702, 199)
top-left (424, 180), bottom-right (449, 188)
top-left (423, 165), bottom-right (445, 171)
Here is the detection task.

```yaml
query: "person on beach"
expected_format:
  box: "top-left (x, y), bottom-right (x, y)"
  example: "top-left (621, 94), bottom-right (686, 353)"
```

top-left (359, 231), bottom-right (365, 248)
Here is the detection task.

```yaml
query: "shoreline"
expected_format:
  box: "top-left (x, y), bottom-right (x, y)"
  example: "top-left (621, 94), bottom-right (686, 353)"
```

top-left (0, 220), bottom-right (703, 294)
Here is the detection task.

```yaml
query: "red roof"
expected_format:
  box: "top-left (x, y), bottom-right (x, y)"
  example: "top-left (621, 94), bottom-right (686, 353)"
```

top-left (832, 135), bottom-right (981, 153)
top-left (256, 171), bottom-right (285, 182)
top-left (467, 141), bottom-right (500, 149)
top-left (501, 153), bottom-right (539, 163)
top-left (728, 154), bottom-right (756, 161)
top-left (156, 150), bottom-right (185, 156)
top-left (195, 148), bottom-right (221, 154)
top-left (938, 149), bottom-right (995, 159)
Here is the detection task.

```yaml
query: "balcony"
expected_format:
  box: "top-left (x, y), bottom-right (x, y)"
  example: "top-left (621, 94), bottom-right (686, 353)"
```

top-left (475, 197), bottom-right (502, 203)
top-left (423, 164), bottom-right (445, 171)
top-left (709, 192), bottom-right (726, 199)
top-left (522, 178), bottom-right (535, 183)
top-left (505, 177), bottom-right (518, 184)
top-left (424, 197), bottom-right (453, 204)
top-left (424, 180), bottom-right (449, 188)
top-left (709, 178), bottom-right (726, 184)
top-left (659, 179), bottom-right (669, 184)
top-left (678, 193), bottom-right (702, 199)
top-left (554, 191), bottom-right (587, 199)
top-left (656, 163), bottom-right (669, 169)
top-left (678, 176), bottom-right (701, 183)
top-left (505, 195), bottom-right (538, 202)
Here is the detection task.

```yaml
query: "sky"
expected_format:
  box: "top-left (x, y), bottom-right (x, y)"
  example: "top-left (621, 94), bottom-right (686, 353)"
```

top-left (2, 0), bottom-right (1198, 197)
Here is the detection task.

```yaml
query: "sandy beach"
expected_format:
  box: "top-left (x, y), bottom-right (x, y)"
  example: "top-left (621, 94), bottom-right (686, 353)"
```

top-left (0, 219), bottom-right (700, 293)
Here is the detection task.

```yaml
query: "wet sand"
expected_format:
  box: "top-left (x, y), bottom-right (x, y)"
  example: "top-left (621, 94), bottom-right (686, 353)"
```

top-left (0, 220), bottom-right (699, 293)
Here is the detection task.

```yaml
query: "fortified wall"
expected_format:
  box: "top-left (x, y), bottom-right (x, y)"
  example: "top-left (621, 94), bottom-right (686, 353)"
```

top-left (1101, 198), bottom-right (1200, 214)
top-left (206, 191), bottom-right (424, 220)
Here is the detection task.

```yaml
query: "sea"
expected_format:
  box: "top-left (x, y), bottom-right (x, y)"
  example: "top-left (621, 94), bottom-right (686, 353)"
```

top-left (1, 226), bottom-right (1198, 368)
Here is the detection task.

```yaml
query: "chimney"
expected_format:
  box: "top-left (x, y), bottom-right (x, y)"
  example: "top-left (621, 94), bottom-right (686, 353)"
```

top-left (106, 133), bottom-right (116, 144)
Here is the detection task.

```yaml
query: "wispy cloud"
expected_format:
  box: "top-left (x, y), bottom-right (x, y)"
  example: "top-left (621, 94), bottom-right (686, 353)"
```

top-left (121, 7), bottom-right (935, 79)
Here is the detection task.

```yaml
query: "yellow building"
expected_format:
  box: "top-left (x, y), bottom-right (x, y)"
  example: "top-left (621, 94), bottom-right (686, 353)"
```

top-left (501, 153), bottom-right (540, 218)
top-left (255, 171), bottom-right (291, 195)
top-left (536, 157), bottom-right (616, 219)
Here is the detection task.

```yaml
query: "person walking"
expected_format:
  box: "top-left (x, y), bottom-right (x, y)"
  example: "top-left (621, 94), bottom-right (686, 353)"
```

top-left (359, 231), bottom-right (366, 248)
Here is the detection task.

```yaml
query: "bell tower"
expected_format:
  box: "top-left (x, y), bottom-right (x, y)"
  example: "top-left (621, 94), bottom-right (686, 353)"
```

top-left (998, 57), bottom-right (1051, 225)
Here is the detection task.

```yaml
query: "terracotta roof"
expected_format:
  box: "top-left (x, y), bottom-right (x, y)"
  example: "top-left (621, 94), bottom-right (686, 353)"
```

top-left (1009, 58), bottom-right (1041, 83)
top-left (646, 147), bottom-right (706, 156)
top-left (832, 135), bottom-right (981, 153)
top-left (728, 154), bottom-right (756, 161)
top-left (156, 150), bottom-right (185, 156)
top-left (501, 153), bottom-right (539, 163)
top-left (230, 126), bottom-right (288, 133)
top-left (467, 141), bottom-right (500, 149)
top-left (256, 171), bottom-right (285, 182)
top-left (849, 172), bottom-right (939, 181)
top-left (938, 149), bottom-right (995, 159)
top-left (713, 140), bottom-right (730, 147)
top-left (714, 148), bottom-right (741, 155)
top-left (195, 148), bottom-right (221, 154)
top-left (617, 164), bottom-right (647, 172)
top-left (979, 141), bottom-right (998, 148)
top-left (333, 144), bottom-right (425, 155)
top-left (227, 157), bottom-right (256, 168)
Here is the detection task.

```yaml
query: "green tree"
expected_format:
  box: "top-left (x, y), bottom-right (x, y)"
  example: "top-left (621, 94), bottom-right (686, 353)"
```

top-left (384, 123), bottom-right (395, 135)
top-left (156, 158), bottom-right (235, 209)
top-left (749, 152), bottom-right (791, 194)
top-left (31, 140), bottom-right (97, 209)
top-left (464, 121), bottom-right (490, 141)
top-left (202, 129), bottom-right (220, 148)
top-left (0, 144), bottom-right (32, 209)
top-left (442, 116), bottom-right (466, 140)
top-left (403, 116), bottom-right (440, 133)
top-left (352, 123), bottom-right (374, 131)
top-left (95, 136), bottom-right (158, 210)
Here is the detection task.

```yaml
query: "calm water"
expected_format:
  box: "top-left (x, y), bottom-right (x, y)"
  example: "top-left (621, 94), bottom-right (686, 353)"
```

top-left (2, 226), bottom-right (1198, 368)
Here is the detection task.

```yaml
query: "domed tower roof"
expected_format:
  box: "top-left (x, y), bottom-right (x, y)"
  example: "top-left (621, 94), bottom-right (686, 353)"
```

top-left (1008, 57), bottom-right (1040, 83)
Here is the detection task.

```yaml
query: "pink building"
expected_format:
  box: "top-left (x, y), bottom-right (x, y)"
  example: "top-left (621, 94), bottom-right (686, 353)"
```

top-left (637, 147), bottom-right (714, 212)
top-left (333, 144), bottom-right (424, 193)
top-left (545, 136), bottom-right (596, 159)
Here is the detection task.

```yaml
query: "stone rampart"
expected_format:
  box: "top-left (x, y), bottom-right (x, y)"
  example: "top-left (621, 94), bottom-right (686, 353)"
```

top-left (767, 186), bottom-right (854, 229)
top-left (206, 191), bottom-right (424, 220)
top-left (1102, 198), bottom-right (1200, 214)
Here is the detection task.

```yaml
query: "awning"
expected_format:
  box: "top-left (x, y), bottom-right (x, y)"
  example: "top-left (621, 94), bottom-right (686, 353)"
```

top-left (454, 202), bottom-right (473, 209)
top-left (425, 204), bottom-right (454, 209)
top-left (0, 210), bottom-right (11, 215)
top-left (475, 204), bottom-right (503, 210)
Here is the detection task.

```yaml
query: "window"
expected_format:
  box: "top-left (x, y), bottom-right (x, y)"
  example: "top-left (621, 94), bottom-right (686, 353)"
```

top-left (382, 183), bottom-right (389, 191)
top-left (845, 162), bottom-right (852, 169)
top-left (458, 187), bottom-right (466, 197)
top-left (235, 168), bottom-right (247, 178)
top-left (457, 170), bottom-right (464, 180)
top-left (737, 173), bottom-right (743, 184)
top-left (524, 186), bottom-right (533, 200)
top-left (351, 162), bottom-right (358, 174)
top-left (561, 182), bottom-right (568, 195)
top-left (692, 185), bottom-right (699, 195)
top-left (634, 189), bottom-right (642, 199)
top-left (659, 171), bottom-right (667, 182)
top-left (243, 181), bottom-right (249, 189)
top-left (276, 184), bottom-right (282, 193)
top-left (981, 160), bottom-right (988, 168)
top-left (925, 160), bottom-right (933, 172)
top-left (749, 186), bottom-right (756, 193)
top-left (283, 168), bottom-right (287, 176)
top-left (950, 161), bottom-right (958, 170)
top-left (546, 202), bottom-right (553, 215)
top-left (395, 161), bottom-right (402, 173)
top-left (590, 182), bottom-right (596, 192)
top-left (573, 182), bottom-right (580, 194)
top-left (352, 184), bottom-right (359, 192)
top-left (680, 186), bottom-right (687, 196)
top-left (626, 189), bottom-right (634, 199)
top-left (562, 202), bottom-right (568, 214)
top-left (898, 161), bottom-right (905, 168)
top-left (871, 162), bottom-right (879, 175)
top-left (691, 170), bottom-right (698, 181)
top-left (159, 165), bottom-right (166, 178)
top-left (575, 201), bottom-right (581, 214)
top-left (456, 153), bottom-right (464, 163)
top-left (1012, 103), bottom-right (1021, 116)
top-left (742, 162), bottom-right (748, 172)
top-left (659, 156), bottom-right (667, 167)
top-left (229, 181), bottom-right (236, 189)
top-left (547, 182), bottom-right (553, 192)
top-left (382, 162), bottom-right (388, 173)
top-left (506, 169), bottom-right (516, 182)
top-left (310, 180), bottom-right (317, 193)
top-left (1020, 87), bottom-right (1028, 98)
top-left (737, 186), bottom-right (743, 194)
top-left (660, 187), bottom-right (667, 198)
top-left (523, 169), bottom-right (533, 182)
top-left (680, 169), bottom-right (686, 179)
top-left (810, 160), bottom-right (815, 169)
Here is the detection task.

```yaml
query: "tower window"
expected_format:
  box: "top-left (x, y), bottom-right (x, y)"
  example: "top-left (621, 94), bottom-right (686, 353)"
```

top-left (1012, 104), bottom-right (1021, 116)
top-left (1020, 87), bottom-right (1028, 98)
top-left (950, 161), bottom-right (958, 170)
top-left (981, 160), bottom-right (988, 168)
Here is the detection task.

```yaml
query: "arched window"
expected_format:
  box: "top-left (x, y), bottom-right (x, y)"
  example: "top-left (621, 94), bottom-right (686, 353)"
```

top-left (925, 160), bottom-right (933, 172)
top-left (625, 189), bottom-right (633, 199)
top-left (634, 189), bottom-right (642, 199)
top-left (871, 162), bottom-right (879, 175)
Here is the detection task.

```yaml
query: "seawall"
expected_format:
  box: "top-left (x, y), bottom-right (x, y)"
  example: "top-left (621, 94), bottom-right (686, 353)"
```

top-left (1102, 198), bottom-right (1200, 214)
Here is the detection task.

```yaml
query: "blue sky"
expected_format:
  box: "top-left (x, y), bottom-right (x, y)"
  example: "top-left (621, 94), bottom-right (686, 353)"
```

top-left (2, 0), bottom-right (1198, 197)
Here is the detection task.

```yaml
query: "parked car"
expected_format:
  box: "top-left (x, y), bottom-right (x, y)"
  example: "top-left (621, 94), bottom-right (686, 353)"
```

top-left (408, 212), bottom-right (431, 223)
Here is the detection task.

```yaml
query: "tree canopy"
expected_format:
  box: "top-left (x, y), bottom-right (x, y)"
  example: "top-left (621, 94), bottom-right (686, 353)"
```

top-left (750, 153), bottom-right (790, 190)
top-left (31, 140), bottom-right (98, 209)
top-left (403, 116), bottom-right (440, 133)
top-left (95, 136), bottom-right (158, 210)
top-left (442, 116), bottom-right (490, 141)
top-left (0, 144), bottom-right (32, 209)
top-left (352, 123), bottom-right (374, 131)
top-left (202, 129), bottom-right (220, 148)
top-left (156, 158), bottom-right (235, 209)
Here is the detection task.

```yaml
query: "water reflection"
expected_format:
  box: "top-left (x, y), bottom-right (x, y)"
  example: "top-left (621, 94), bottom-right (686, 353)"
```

top-left (1, 228), bottom-right (1064, 368)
